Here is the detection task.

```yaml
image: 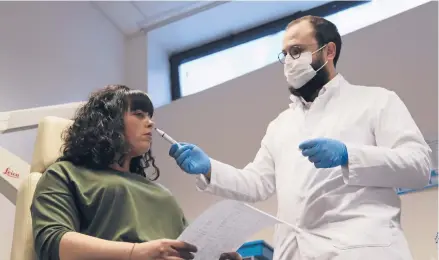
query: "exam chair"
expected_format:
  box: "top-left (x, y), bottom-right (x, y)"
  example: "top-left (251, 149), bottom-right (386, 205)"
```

top-left (10, 116), bottom-right (73, 260)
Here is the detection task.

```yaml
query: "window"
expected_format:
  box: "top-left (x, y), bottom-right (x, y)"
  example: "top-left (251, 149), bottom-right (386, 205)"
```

top-left (178, 31), bottom-right (284, 97)
top-left (169, 1), bottom-right (369, 100)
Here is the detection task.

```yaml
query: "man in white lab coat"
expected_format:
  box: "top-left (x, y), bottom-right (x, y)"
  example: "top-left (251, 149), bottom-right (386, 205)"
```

top-left (169, 15), bottom-right (432, 260)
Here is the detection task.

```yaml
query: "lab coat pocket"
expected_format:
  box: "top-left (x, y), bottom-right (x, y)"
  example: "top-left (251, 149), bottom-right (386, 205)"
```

top-left (332, 225), bottom-right (396, 250)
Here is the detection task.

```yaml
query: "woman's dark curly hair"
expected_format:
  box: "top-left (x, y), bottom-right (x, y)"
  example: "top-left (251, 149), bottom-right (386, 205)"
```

top-left (58, 84), bottom-right (160, 180)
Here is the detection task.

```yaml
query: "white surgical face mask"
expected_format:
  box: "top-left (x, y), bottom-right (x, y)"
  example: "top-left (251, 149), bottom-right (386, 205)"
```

top-left (284, 45), bottom-right (328, 89)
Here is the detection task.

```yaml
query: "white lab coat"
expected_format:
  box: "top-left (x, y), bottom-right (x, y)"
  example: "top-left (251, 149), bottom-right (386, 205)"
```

top-left (195, 74), bottom-right (432, 260)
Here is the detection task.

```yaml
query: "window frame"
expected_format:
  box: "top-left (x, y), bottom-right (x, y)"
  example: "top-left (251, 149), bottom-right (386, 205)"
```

top-left (169, 0), bottom-right (370, 100)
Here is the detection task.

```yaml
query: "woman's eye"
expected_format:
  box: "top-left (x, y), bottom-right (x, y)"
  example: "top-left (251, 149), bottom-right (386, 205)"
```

top-left (134, 111), bottom-right (145, 117)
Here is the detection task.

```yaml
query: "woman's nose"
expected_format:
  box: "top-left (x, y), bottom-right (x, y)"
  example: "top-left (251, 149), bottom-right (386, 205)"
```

top-left (146, 118), bottom-right (155, 128)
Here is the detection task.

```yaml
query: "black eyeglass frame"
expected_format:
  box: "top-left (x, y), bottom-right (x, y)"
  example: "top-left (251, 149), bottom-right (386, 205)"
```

top-left (278, 43), bottom-right (327, 64)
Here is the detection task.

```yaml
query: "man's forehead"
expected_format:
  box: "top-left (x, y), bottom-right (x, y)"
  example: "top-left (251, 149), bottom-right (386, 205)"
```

top-left (283, 20), bottom-right (316, 48)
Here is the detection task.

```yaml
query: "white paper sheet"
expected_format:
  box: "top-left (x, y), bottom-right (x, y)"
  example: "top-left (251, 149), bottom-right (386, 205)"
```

top-left (177, 199), bottom-right (296, 260)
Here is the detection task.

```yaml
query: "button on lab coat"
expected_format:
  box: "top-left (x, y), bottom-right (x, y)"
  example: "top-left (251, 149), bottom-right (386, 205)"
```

top-left (196, 74), bottom-right (432, 260)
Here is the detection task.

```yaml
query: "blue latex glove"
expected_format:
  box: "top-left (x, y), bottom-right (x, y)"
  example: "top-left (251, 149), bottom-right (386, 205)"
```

top-left (169, 143), bottom-right (211, 175)
top-left (299, 138), bottom-right (348, 168)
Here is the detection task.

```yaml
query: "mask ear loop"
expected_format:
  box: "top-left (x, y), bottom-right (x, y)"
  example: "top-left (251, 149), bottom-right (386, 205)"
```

top-left (312, 44), bottom-right (328, 72)
top-left (311, 44), bottom-right (327, 55)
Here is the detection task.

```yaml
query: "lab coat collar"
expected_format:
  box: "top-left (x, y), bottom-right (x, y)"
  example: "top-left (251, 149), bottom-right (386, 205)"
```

top-left (289, 73), bottom-right (344, 109)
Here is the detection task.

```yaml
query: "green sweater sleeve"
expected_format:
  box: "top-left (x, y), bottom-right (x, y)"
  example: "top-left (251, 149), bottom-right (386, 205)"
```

top-left (31, 164), bottom-right (81, 260)
top-left (182, 216), bottom-right (190, 229)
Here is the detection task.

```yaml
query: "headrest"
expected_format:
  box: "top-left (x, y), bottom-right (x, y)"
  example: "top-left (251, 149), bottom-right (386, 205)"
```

top-left (30, 116), bottom-right (73, 173)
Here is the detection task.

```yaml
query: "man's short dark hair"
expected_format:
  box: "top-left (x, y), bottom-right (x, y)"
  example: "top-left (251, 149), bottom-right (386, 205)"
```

top-left (287, 15), bottom-right (342, 67)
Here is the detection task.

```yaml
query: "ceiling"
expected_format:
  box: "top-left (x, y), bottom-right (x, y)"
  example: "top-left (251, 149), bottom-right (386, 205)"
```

top-left (92, 1), bottom-right (226, 36)
top-left (92, 1), bottom-right (330, 54)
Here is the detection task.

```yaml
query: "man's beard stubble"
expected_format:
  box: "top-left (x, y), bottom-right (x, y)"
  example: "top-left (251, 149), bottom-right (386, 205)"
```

top-left (289, 58), bottom-right (330, 103)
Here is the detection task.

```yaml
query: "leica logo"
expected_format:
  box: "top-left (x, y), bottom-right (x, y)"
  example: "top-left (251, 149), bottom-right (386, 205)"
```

top-left (3, 167), bottom-right (19, 178)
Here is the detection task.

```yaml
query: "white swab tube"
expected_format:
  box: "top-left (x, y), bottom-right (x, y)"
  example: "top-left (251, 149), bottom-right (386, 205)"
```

top-left (154, 127), bottom-right (179, 145)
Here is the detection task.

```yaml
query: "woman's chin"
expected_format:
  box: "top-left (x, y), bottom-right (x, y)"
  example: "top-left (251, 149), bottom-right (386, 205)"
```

top-left (135, 146), bottom-right (151, 156)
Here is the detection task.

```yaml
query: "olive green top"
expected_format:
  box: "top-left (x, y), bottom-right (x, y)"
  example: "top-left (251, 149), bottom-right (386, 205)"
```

top-left (31, 161), bottom-right (187, 260)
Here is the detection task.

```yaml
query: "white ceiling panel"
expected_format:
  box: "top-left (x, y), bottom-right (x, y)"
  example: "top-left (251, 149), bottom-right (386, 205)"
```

top-left (91, 1), bottom-right (329, 54)
top-left (133, 1), bottom-right (200, 19)
top-left (93, 1), bottom-right (146, 35)
top-left (134, 1), bottom-right (224, 31)
top-left (92, 1), bottom-right (220, 36)
top-left (149, 1), bottom-right (329, 53)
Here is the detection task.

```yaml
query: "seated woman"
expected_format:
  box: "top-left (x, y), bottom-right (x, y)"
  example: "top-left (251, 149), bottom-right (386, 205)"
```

top-left (31, 85), bottom-right (241, 260)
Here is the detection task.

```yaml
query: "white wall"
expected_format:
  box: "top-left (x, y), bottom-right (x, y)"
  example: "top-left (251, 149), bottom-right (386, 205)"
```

top-left (125, 33), bottom-right (148, 92)
top-left (0, 2), bottom-right (125, 259)
top-left (125, 29), bottom-right (171, 108)
top-left (147, 34), bottom-right (172, 107)
top-left (401, 187), bottom-right (438, 260)
top-left (152, 2), bottom-right (438, 259)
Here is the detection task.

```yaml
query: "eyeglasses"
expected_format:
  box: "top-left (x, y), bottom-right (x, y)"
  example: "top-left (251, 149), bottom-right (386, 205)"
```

top-left (278, 44), bottom-right (326, 64)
